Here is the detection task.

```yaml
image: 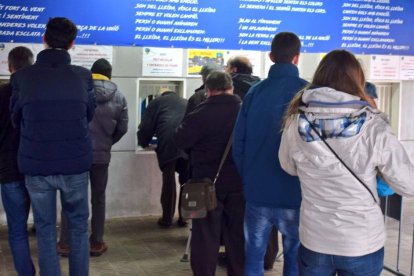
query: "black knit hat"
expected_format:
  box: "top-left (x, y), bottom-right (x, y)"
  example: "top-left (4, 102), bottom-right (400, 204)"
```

top-left (91, 58), bottom-right (112, 79)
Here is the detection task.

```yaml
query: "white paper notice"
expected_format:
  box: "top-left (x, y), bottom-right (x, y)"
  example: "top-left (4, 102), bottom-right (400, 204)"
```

top-left (0, 43), bottom-right (43, 75)
top-left (142, 47), bottom-right (183, 77)
top-left (400, 56), bottom-right (414, 80)
top-left (224, 50), bottom-right (262, 77)
top-left (369, 55), bottom-right (400, 80)
top-left (69, 45), bottom-right (113, 69)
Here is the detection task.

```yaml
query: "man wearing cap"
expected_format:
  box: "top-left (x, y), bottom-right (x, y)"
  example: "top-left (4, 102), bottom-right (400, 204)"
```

top-left (185, 63), bottom-right (221, 114)
top-left (138, 87), bottom-right (188, 228)
top-left (58, 58), bottom-right (128, 257)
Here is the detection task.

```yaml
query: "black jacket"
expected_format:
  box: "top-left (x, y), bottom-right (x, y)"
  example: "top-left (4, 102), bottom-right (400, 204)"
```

top-left (10, 49), bottom-right (96, 176)
top-left (0, 82), bottom-right (22, 183)
top-left (137, 91), bottom-right (187, 169)
top-left (90, 78), bottom-right (128, 164)
top-left (174, 94), bottom-right (242, 194)
top-left (185, 84), bottom-right (206, 115)
top-left (231, 73), bottom-right (260, 100)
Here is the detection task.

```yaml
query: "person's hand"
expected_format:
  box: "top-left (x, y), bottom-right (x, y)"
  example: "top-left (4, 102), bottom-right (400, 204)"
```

top-left (144, 144), bottom-right (157, 151)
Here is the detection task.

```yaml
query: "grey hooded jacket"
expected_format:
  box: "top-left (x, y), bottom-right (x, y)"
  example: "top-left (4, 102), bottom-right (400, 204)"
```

top-left (90, 79), bottom-right (128, 164)
top-left (279, 87), bottom-right (414, 257)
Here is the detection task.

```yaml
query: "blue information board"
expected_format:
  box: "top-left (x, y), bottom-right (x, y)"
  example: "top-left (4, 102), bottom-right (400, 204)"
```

top-left (0, 0), bottom-right (413, 55)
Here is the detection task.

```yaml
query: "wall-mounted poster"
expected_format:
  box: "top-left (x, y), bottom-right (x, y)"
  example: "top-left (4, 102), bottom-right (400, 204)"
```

top-left (0, 43), bottom-right (113, 75)
top-left (370, 55), bottom-right (400, 80)
top-left (187, 49), bottom-right (225, 76)
top-left (0, 43), bottom-right (43, 75)
top-left (69, 45), bottom-right (113, 70)
top-left (400, 56), bottom-right (414, 80)
top-left (223, 50), bottom-right (262, 78)
top-left (142, 47), bottom-right (183, 77)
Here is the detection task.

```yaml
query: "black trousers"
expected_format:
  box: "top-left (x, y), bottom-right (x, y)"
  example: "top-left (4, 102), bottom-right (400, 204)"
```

top-left (89, 163), bottom-right (109, 243)
top-left (60, 163), bottom-right (109, 244)
top-left (160, 158), bottom-right (189, 223)
top-left (191, 191), bottom-right (245, 276)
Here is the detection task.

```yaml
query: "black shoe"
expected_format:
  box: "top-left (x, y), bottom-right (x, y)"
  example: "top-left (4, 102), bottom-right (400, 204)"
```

top-left (157, 218), bottom-right (172, 228)
top-left (57, 241), bottom-right (70, 257)
top-left (177, 218), bottom-right (188, 227)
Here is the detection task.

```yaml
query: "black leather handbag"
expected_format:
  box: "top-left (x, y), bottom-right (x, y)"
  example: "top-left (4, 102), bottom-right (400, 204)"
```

top-left (180, 134), bottom-right (233, 219)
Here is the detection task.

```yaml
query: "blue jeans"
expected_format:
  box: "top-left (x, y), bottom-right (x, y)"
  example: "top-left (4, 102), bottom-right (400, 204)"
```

top-left (244, 202), bottom-right (300, 276)
top-left (25, 173), bottom-right (89, 276)
top-left (1, 180), bottom-right (35, 276)
top-left (298, 245), bottom-right (384, 276)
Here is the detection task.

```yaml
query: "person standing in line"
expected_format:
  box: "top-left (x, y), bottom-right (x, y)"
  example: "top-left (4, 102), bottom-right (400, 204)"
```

top-left (10, 17), bottom-right (95, 276)
top-left (279, 49), bottom-right (414, 275)
top-left (219, 55), bottom-right (282, 271)
top-left (0, 46), bottom-right (35, 276)
top-left (137, 88), bottom-right (189, 228)
top-left (185, 63), bottom-right (221, 115)
top-left (225, 55), bottom-right (261, 100)
top-left (232, 32), bottom-right (307, 276)
top-left (174, 71), bottom-right (245, 276)
top-left (58, 58), bottom-right (128, 257)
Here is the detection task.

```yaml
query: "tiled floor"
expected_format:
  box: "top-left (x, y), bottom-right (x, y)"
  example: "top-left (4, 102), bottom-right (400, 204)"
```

top-left (0, 210), bottom-right (411, 275)
top-left (0, 216), bottom-right (282, 276)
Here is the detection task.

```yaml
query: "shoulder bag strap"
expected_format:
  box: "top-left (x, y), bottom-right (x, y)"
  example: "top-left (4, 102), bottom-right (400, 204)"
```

top-left (303, 115), bottom-right (378, 204)
top-left (213, 132), bottom-right (234, 186)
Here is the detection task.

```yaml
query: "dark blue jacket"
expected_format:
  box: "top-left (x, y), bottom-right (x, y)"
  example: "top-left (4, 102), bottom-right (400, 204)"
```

top-left (232, 63), bottom-right (307, 209)
top-left (10, 49), bottom-right (95, 176)
top-left (0, 82), bottom-right (22, 183)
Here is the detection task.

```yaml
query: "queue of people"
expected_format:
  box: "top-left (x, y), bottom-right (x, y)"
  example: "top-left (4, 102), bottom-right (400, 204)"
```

top-left (1, 15), bottom-right (414, 276)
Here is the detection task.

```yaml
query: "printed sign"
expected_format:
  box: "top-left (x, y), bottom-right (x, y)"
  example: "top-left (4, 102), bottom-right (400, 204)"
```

top-left (142, 47), bottom-right (183, 77)
top-left (399, 56), bottom-right (414, 80)
top-left (370, 55), bottom-right (400, 80)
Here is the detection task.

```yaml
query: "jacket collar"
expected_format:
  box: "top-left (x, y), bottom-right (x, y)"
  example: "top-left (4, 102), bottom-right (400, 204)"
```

top-left (205, 94), bottom-right (241, 104)
top-left (268, 63), bottom-right (299, 78)
top-left (36, 48), bottom-right (71, 65)
top-left (160, 91), bottom-right (176, 96)
top-left (92, 73), bottom-right (109, 81)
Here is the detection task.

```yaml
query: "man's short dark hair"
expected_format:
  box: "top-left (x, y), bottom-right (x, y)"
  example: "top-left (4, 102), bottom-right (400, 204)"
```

top-left (270, 32), bottom-right (301, 63)
top-left (227, 56), bottom-right (253, 74)
top-left (205, 71), bottom-right (233, 91)
top-left (44, 17), bottom-right (78, 50)
top-left (8, 46), bottom-right (34, 71)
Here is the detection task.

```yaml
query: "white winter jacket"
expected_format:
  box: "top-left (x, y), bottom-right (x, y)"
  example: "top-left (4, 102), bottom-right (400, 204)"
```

top-left (279, 87), bottom-right (414, 256)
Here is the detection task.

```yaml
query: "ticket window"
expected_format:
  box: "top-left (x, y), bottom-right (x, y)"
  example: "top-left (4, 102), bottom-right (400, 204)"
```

top-left (0, 77), bottom-right (8, 85)
top-left (136, 79), bottom-right (186, 151)
top-left (373, 82), bottom-right (402, 220)
top-left (374, 82), bottom-right (400, 134)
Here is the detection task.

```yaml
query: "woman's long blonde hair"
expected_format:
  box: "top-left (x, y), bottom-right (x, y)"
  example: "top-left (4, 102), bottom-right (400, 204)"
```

top-left (282, 50), bottom-right (376, 128)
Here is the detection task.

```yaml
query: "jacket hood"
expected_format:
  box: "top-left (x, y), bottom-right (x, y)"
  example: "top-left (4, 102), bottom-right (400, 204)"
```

top-left (300, 87), bottom-right (372, 118)
top-left (93, 80), bottom-right (117, 103)
top-left (298, 87), bottom-right (385, 141)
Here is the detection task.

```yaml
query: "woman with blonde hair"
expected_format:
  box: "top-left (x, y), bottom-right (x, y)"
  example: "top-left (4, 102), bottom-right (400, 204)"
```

top-left (279, 49), bottom-right (414, 275)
